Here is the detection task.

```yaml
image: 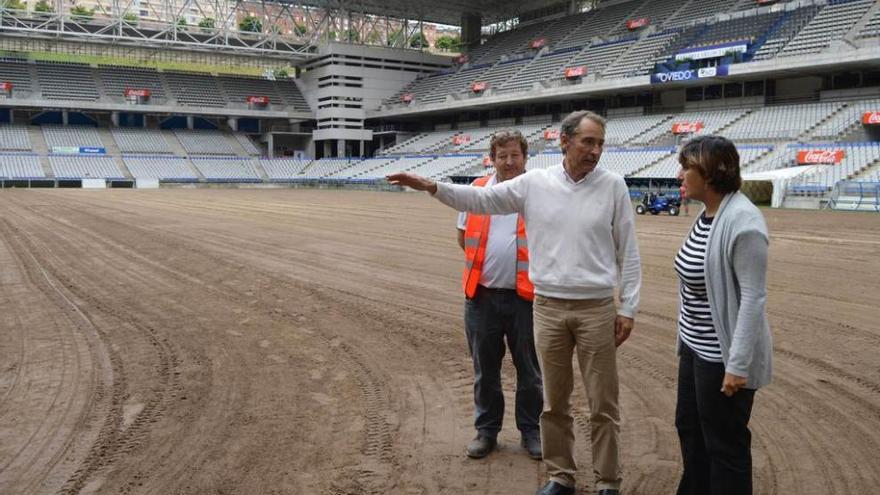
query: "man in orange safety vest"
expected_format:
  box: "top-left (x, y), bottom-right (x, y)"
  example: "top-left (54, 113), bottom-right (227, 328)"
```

top-left (456, 130), bottom-right (542, 461)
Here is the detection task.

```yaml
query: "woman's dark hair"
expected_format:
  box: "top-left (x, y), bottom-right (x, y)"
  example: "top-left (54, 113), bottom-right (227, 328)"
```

top-left (678, 135), bottom-right (742, 194)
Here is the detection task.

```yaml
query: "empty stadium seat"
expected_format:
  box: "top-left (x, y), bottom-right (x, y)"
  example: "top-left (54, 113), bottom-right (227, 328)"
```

top-left (0, 153), bottom-right (43, 178)
top-left (43, 126), bottom-right (104, 150)
top-left (190, 157), bottom-right (259, 181)
top-left (260, 158), bottom-right (312, 179)
top-left (112, 128), bottom-right (173, 154)
top-left (0, 124), bottom-right (32, 151)
top-left (49, 155), bottom-right (124, 179)
top-left (174, 130), bottom-right (237, 155)
top-left (123, 155), bottom-right (198, 180)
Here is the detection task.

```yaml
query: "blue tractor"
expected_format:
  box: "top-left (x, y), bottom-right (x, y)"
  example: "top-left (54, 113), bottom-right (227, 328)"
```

top-left (636, 192), bottom-right (681, 216)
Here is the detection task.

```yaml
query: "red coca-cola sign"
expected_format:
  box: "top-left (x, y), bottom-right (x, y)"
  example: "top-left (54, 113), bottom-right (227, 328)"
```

top-left (124, 88), bottom-right (151, 97)
top-left (544, 129), bottom-right (560, 140)
top-left (401, 93), bottom-right (415, 103)
top-left (672, 121), bottom-right (705, 134)
top-left (452, 135), bottom-right (472, 145)
top-left (530, 37), bottom-right (547, 49)
top-left (0, 81), bottom-right (13, 91)
top-left (246, 95), bottom-right (270, 104)
top-left (471, 81), bottom-right (488, 93)
top-left (627, 18), bottom-right (649, 30)
top-left (862, 111), bottom-right (880, 125)
top-left (797, 150), bottom-right (845, 165)
top-left (564, 66), bottom-right (586, 79)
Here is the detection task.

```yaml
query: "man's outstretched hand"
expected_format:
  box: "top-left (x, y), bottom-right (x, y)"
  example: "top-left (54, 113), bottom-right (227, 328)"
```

top-left (386, 173), bottom-right (438, 194)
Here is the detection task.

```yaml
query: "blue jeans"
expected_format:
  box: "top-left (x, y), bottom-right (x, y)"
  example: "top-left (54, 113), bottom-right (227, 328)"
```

top-left (464, 286), bottom-right (542, 439)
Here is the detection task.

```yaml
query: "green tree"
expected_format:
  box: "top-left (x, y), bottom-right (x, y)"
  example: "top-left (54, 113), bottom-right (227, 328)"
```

top-left (273, 68), bottom-right (289, 79)
top-left (387, 28), bottom-right (403, 47)
top-left (293, 22), bottom-right (307, 36)
top-left (366, 30), bottom-right (382, 45)
top-left (34, 0), bottom-right (54, 12)
top-left (2, 0), bottom-right (26, 11)
top-left (239, 15), bottom-right (262, 33)
top-left (123, 12), bottom-right (138, 24)
top-left (198, 17), bottom-right (215, 29)
top-left (70, 5), bottom-right (95, 20)
top-left (177, 17), bottom-right (188, 27)
top-left (344, 29), bottom-right (359, 43)
top-left (435, 35), bottom-right (461, 51)
top-left (409, 32), bottom-right (428, 49)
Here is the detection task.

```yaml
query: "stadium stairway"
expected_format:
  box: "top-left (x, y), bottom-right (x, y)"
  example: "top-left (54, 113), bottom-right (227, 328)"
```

top-left (251, 159), bottom-right (270, 181)
top-left (26, 125), bottom-right (54, 178)
top-left (630, 151), bottom-right (677, 177)
top-left (160, 130), bottom-right (207, 180)
top-left (846, 0), bottom-right (880, 43)
top-left (97, 128), bottom-right (133, 180)
top-left (625, 116), bottom-right (674, 146)
top-left (745, 9), bottom-right (793, 61)
top-left (227, 135), bottom-right (254, 158)
top-left (799, 104), bottom-right (853, 142)
top-left (851, 158), bottom-right (880, 181)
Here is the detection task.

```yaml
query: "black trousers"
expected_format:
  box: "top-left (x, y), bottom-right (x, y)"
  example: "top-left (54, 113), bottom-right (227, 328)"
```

top-left (464, 286), bottom-right (542, 439)
top-left (676, 342), bottom-right (756, 495)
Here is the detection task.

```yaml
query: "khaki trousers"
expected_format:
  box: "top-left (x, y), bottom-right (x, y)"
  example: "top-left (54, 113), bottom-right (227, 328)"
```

top-left (533, 295), bottom-right (621, 491)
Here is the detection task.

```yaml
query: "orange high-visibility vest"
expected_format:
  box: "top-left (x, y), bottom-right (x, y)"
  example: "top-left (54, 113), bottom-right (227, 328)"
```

top-left (462, 175), bottom-right (534, 301)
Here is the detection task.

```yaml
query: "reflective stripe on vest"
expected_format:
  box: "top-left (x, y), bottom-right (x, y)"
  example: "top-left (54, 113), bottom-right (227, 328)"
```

top-left (462, 175), bottom-right (534, 301)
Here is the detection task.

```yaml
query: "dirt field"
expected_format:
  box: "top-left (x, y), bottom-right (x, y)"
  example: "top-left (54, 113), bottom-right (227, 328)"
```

top-left (0, 189), bottom-right (878, 495)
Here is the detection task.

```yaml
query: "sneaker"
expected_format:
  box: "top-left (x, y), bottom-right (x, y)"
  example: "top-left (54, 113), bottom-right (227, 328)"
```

top-left (521, 435), bottom-right (542, 460)
top-left (466, 435), bottom-right (497, 458)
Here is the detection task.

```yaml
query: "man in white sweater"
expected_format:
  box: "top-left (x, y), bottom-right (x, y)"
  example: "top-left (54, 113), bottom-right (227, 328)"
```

top-left (388, 110), bottom-right (641, 495)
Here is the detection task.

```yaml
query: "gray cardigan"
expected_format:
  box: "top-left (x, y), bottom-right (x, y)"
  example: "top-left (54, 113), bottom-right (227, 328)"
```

top-left (679, 191), bottom-right (773, 389)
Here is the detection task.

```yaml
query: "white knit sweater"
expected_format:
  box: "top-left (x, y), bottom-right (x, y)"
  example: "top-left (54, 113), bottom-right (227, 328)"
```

top-left (434, 164), bottom-right (641, 318)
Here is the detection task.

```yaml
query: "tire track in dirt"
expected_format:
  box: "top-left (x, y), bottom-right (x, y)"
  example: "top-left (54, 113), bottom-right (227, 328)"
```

top-left (13, 202), bottom-right (400, 495)
top-left (0, 218), bottom-right (112, 495)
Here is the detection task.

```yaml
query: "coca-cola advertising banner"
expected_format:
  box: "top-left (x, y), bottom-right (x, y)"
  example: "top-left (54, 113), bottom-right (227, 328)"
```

top-left (672, 121), bottom-right (704, 134)
top-left (797, 150), bottom-right (845, 165)
top-left (627, 18), bottom-right (649, 30)
top-left (246, 95), bottom-right (270, 104)
top-left (124, 88), bottom-right (151, 98)
top-left (564, 66), bottom-right (586, 79)
top-left (530, 38), bottom-right (547, 49)
top-left (862, 111), bottom-right (880, 125)
top-left (544, 129), bottom-right (560, 140)
top-left (452, 135), bottom-right (472, 145)
top-left (1, 81), bottom-right (13, 91)
top-left (471, 81), bottom-right (488, 93)
top-left (401, 93), bottom-right (415, 103)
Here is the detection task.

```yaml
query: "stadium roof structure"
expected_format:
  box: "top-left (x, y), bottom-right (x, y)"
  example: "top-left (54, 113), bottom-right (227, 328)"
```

top-left (282, 0), bottom-right (572, 26)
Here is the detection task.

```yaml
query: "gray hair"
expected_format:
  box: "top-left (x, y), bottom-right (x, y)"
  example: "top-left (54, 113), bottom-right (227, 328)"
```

top-left (560, 110), bottom-right (606, 138)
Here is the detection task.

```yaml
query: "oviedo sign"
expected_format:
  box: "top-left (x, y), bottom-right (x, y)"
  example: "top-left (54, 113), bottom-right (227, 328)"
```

top-left (650, 65), bottom-right (729, 84)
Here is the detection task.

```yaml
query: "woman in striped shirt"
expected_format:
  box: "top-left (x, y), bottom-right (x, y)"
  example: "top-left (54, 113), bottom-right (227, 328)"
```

top-left (673, 135), bottom-right (773, 495)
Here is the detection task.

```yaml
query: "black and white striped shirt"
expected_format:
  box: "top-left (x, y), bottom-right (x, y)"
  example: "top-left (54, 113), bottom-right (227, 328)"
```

top-left (674, 214), bottom-right (722, 362)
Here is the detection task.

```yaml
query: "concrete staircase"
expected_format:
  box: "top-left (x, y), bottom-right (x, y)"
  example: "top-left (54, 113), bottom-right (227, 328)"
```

top-left (96, 128), bottom-right (133, 180)
top-left (26, 126), bottom-right (54, 178)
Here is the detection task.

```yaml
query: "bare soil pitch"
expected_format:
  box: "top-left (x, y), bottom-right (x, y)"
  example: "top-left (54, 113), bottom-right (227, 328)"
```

top-left (1, 189), bottom-right (878, 494)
